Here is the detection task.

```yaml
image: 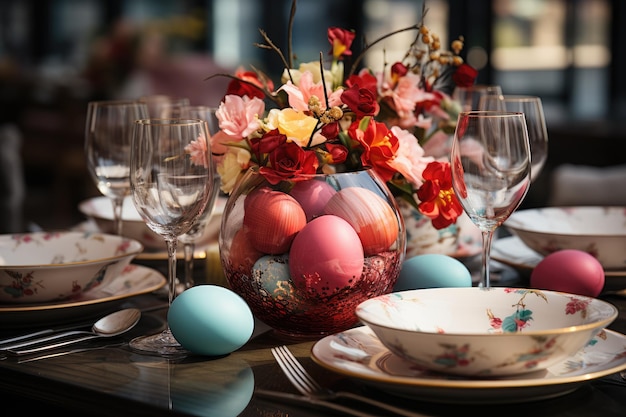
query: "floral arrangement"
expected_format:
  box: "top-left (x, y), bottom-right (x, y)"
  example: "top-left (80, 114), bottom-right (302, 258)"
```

top-left (206, 1), bottom-right (477, 229)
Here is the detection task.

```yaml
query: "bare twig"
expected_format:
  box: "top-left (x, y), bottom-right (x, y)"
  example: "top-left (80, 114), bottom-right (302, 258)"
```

top-left (287, 0), bottom-right (297, 69)
top-left (348, 4), bottom-right (428, 77)
top-left (255, 29), bottom-right (293, 84)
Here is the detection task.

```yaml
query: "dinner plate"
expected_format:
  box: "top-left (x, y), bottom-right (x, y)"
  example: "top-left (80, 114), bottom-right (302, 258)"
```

top-left (0, 264), bottom-right (166, 328)
top-left (492, 236), bottom-right (626, 289)
top-left (311, 325), bottom-right (626, 404)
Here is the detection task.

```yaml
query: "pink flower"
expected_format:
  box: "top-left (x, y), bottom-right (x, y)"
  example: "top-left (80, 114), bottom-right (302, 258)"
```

top-left (216, 95), bottom-right (265, 139)
top-left (390, 73), bottom-right (423, 117)
top-left (279, 71), bottom-right (328, 111)
top-left (184, 134), bottom-right (209, 168)
top-left (387, 126), bottom-right (434, 188)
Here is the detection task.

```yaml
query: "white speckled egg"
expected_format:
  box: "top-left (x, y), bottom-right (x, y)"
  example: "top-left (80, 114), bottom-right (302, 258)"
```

top-left (531, 249), bottom-right (605, 297)
top-left (394, 254), bottom-right (472, 291)
top-left (168, 285), bottom-right (254, 356)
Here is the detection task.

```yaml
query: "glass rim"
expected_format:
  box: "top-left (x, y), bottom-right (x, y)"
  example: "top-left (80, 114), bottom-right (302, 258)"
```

top-left (459, 110), bottom-right (525, 118)
top-left (135, 118), bottom-right (206, 126)
top-left (87, 99), bottom-right (146, 107)
top-left (498, 95), bottom-right (542, 102)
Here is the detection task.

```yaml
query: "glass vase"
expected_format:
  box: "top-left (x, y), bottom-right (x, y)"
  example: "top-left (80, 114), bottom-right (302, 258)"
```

top-left (218, 167), bottom-right (406, 338)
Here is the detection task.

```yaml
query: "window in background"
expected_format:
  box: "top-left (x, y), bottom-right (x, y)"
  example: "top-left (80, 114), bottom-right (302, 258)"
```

top-left (362, 0), bottom-right (446, 70)
top-left (490, 0), bottom-right (610, 122)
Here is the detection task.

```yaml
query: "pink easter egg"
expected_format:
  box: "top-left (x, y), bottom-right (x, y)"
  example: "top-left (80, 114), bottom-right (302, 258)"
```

top-left (531, 249), bottom-right (605, 297)
top-left (289, 215), bottom-right (364, 297)
top-left (290, 179), bottom-right (337, 221)
top-left (243, 188), bottom-right (306, 254)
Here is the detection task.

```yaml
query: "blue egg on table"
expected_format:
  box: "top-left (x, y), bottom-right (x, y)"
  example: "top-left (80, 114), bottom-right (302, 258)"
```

top-left (394, 254), bottom-right (472, 291)
top-left (168, 285), bottom-right (254, 356)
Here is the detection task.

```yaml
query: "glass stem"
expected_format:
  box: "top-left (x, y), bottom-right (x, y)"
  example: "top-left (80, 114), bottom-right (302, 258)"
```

top-left (183, 242), bottom-right (195, 290)
top-left (111, 197), bottom-right (124, 236)
top-left (165, 238), bottom-right (178, 306)
top-left (480, 230), bottom-right (494, 289)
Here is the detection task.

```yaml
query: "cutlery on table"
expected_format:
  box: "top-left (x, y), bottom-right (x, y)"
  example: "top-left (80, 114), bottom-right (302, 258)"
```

top-left (270, 345), bottom-right (428, 417)
top-left (0, 308), bottom-right (141, 356)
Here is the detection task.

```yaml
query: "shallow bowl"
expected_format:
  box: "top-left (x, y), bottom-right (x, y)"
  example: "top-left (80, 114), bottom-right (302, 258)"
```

top-left (356, 287), bottom-right (618, 376)
top-left (0, 231), bottom-right (143, 303)
top-left (504, 206), bottom-right (626, 270)
top-left (78, 196), bottom-right (226, 251)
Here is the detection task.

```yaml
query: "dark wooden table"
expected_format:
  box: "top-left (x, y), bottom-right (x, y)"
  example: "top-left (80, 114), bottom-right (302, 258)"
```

top-left (1, 274), bottom-right (625, 417)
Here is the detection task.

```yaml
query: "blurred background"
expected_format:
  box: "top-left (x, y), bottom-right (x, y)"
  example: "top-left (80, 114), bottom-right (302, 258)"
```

top-left (1, 0), bottom-right (625, 234)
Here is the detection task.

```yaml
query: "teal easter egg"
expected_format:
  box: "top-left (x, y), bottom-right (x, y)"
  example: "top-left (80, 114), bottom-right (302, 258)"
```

top-left (252, 254), bottom-right (292, 294)
top-left (394, 254), bottom-right (472, 290)
top-left (168, 285), bottom-right (254, 356)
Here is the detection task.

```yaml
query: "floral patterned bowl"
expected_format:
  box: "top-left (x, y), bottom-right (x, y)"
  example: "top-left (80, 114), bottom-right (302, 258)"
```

top-left (504, 206), bottom-right (626, 270)
top-left (0, 232), bottom-right (143, 304)
top-left (355, 287), bottom-right (618, 376)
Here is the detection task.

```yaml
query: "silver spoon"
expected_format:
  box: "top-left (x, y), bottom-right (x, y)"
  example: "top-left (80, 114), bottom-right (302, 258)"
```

top-left (1, 308), bottom-right (141, 356)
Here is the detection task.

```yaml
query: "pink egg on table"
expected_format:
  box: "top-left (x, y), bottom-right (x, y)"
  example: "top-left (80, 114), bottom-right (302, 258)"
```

top-left (530, 249), bottom-right (605, 297)
top-left (290, 179), bottom-right (336, 221)
top-left (290, 215), bottom-right (364, 297)
top-left (243, 188), bottom-right (307, 254)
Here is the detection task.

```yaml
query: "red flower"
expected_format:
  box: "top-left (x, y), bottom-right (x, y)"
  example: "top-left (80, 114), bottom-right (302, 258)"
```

top-left (452, 63), bottom-right (478, 88)
top-left (345, 70), bottom-right (378, 97)
top-left (416, 161), bottom-right (464, 229)
top-left (250, 129), bottom-right (287, 161)
top-left (320, 121), bottom-right (340, 139)
top-left (324, 143), bottom-right (348, 164)
top-left (390, 62), bottom-right (408, 84)
top-left (259, 141), bottom-right (319, 184)
top-left (348, 118), bottom-right (399, 182)
top-left (341, 85), bottom-right (380, 118)
top-left (225, 70), bottom-right (273, 100)
top-left (328, 27), bottom-right (355, 59)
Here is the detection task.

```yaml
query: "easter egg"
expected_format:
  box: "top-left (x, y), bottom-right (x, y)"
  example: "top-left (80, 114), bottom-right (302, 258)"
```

top-left (324, 187), bottom-right (399, 256)
top-left (227, 226), bottom-right (263, 274)
top-left (290, 215), bottom-right (364, 297)
top-left (394, 254), bottom-right (472, 291)
top-left (252, 254), bottom-right (293, 295)
top-left (530, 249), bottom-right (605, 297)
top-left (289, 179), bottom-right (336, 221)
top-left (168, 285), bottom-right (254, 356)
top-left (243, 188), bottom-right (306, 254)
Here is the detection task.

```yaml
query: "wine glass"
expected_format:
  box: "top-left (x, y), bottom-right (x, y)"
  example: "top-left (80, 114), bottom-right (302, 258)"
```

top-left (129, 118), bottom-right (214, 356)
top-left (479, 95), bottom-right (548, 182)
top-left (177, 106), bottom-right (221, 290)
top-left (84, 100), bottom-right (149, 236)
top-left (453, 85), bottom-right (503, 111)
top-left (138, 95), bottom-right (190, 118)
top-left (450, 111), bottom-right (531, 288)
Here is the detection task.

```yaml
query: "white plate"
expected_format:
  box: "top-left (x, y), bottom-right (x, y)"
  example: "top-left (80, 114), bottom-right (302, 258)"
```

top-left (311, 325), bottom-right (626, 404)
top-left (0, 264), bottom-right (166, 328)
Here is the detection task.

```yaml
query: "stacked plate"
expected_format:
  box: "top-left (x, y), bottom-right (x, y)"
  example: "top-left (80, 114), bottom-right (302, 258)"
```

top-left (493, 206), bottom-right (626, 289)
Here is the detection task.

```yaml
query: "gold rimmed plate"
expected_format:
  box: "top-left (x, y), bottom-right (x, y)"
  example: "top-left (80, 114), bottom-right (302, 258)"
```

top-left (0, 264), bottom-right (166, 328)
top-left (311, 325), bottom-right (626, 404)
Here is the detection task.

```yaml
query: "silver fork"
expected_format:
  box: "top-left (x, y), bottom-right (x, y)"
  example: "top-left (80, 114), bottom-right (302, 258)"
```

top-left (271, 345), bottom-right (427, 417)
